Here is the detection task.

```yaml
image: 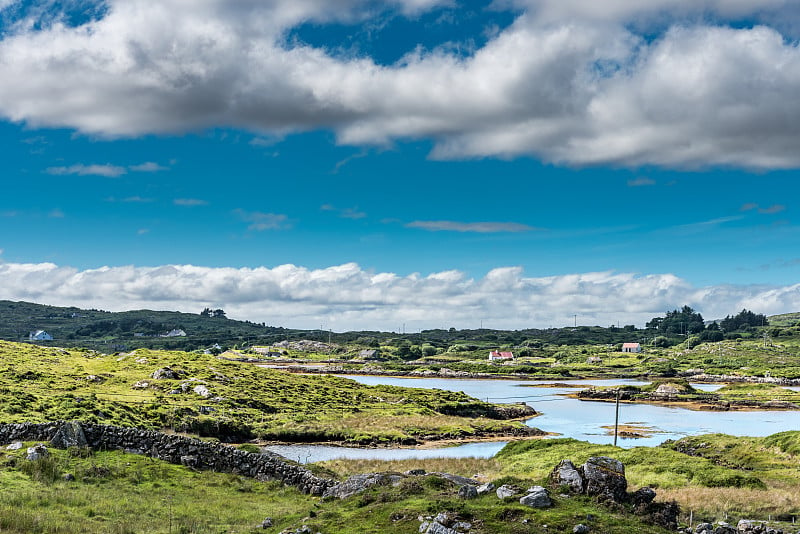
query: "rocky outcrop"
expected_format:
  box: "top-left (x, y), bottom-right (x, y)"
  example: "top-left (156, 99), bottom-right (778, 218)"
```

top-left (550, 456), bottom-right (679, 530)
top-left (582, 456), bottom-right (627, 502)
top-left (321, 472), bottom-right (403, 500)
top-left (550, 459), bottom-right (583, 493)
top-left (0, 421), bottom-right (335, 495)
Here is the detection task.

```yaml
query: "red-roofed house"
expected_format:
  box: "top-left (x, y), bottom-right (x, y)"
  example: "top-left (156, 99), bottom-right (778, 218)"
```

top-left (621, 343), bottom-right (641, 353)
top-left (489, 350), bottom-right (514, 361)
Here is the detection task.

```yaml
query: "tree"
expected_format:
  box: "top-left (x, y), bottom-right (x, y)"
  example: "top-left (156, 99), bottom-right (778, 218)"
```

top-left (212, 309), bottom-right (226, 318)
top-left (200, 308), bottom-right (212, 317)
top-left (720, 309), bottom-right (768, 332)
top-left (646, 306), bottom-right (705, 335)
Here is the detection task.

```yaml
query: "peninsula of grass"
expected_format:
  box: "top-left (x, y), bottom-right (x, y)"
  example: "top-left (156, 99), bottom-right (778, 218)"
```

top-left (573, 379), bottom-right (800, 410)
top-left (0, 341), bottom-right (537, 445)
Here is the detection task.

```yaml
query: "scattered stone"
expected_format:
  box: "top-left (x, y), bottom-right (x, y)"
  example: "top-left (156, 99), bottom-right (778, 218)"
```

top-left (550, 459), bottom-right (584, 493)
top-left (476, 482), bottom-right (495, 495)
top-left (151, 367), bottom-right (183, 380)
top-left (695, 522), bottom-right (714, 534)
top-left (131, 380), bottom-right (151, 389)
top-left (193, 385), bottom-right (211, 398)
top-left (458, 485), bottom-right (478, 499)
top-left (737, 520), bottom-right (768, 533)
top-left (519, 486), bottom-right (552, 508)
top-left (6, 441), bottom-right (22, 450)
top-left (573, 524), bottom-right (590, 534)
top-left (63, 473), bottom-right (75, 481)
top-left (496, 484), bottom-right (521, 500)
top-left (26, 444), bottom-right (49, 461)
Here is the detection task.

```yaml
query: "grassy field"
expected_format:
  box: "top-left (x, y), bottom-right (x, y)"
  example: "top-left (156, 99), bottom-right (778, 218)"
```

top-left (321, 431), bottom-right (800, 527)
top-left (3, 431), bottom-right (798, 533)
top-left (0, 441), bottom-right (676, 534)
top-left (0, 341), bottom-right (534, 444)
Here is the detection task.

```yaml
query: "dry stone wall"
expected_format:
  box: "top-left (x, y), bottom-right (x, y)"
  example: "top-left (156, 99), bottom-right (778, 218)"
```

top-left (0, 421), bottom-right (335, 495)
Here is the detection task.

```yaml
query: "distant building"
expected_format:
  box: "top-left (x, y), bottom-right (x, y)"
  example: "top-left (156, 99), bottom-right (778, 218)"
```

top-left (621, 343), bottom-right (641, 353)
top-left (162, 329), bottom-right (187, 337)
top-left (489, 350), bottom-right (514, 361)
top-left (358, 349), bottom-right (382, 360)
top-left (28, 330), bottom-right (53, 341)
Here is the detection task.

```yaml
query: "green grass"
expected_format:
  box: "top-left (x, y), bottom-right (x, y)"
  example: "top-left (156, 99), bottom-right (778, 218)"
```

top-left (0, 444), bottom-right (675, 534)
top-left (0, 341), bottom-right (532, 444)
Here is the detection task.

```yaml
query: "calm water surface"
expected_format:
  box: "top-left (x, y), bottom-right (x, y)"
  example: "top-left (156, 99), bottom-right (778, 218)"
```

top-left (263, 375), bottom-right (800, 463)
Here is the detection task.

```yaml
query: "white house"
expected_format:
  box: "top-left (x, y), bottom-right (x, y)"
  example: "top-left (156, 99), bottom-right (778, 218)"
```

top-left (489, 350), bottom-right (514, 361)
top-left (621, 343), bottom-right (641, 353)
top-left (28, 330), bottom-right (53, 341)
top-left (162, 329), bottom-right (187, 337)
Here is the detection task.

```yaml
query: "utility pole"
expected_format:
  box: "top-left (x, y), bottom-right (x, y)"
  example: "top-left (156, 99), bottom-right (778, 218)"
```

top-left (613, 389), bottom-right (621, 447)
top-left (574, 314), bottom-right (577, 327)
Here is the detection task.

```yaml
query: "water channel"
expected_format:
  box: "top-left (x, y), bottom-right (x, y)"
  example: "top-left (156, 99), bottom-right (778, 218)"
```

top-left (263, 375), bottom-right (800, 463)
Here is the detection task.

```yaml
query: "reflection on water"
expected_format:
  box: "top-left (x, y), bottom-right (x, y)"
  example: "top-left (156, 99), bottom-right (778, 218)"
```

top-left (263, 375), bottom-right (800, 463)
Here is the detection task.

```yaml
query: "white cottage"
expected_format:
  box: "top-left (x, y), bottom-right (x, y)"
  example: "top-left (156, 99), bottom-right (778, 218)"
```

top-left (28, 330), bottom-right (53, 341)
top-left (621, 343), bottom-right (641, 353)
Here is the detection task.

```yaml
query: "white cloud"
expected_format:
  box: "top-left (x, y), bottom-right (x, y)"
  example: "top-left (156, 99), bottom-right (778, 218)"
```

top-left (173, 198), bottom-right (208, 207)
top-left (0, 261), bottom-right (797, 330)
top-left (233, 209), bottom-right (291, 231)
top-left (129, 161), bottom-right (168, 172)
top-left (1, 1), bottom-right (800, 169)
top-left (406, 220), bottom-right (537, 233)
top-left (46, 164), bottom-right (126, 177)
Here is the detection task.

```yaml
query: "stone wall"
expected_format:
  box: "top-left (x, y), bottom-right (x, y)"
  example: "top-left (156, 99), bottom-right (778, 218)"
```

top-left (0, 421), bottom-right (335, 495)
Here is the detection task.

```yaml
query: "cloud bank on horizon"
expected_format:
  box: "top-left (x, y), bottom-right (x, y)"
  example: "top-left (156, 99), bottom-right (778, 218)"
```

top-left (1, 261), bottom-right (797, 331)
top-left (0, 0), bottom-right (799, 169)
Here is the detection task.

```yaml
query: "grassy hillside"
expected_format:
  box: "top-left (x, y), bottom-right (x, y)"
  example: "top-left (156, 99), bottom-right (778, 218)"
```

top-left (0, 442), bottom-right (679, 534)
top-left (0, 341), bottom-right (533, 444)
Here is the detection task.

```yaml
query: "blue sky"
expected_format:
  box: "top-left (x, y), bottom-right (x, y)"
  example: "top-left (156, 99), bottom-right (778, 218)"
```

top-left (1, 0), bottom-right (800, 330)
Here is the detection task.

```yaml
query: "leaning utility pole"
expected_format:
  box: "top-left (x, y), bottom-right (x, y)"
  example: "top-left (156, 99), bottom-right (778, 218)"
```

top-left (613, 389), bottom-right (621, 447)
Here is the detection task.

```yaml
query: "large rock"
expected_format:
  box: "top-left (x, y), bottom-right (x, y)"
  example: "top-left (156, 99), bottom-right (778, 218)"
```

top-left (550, 459), bottom-right (583, 493)
top-left (519, 486), bottom-right (552, 508)
top-left (495, 484), bottom-right (521, 500)
top-left (458, 485), bottom-right (478, 499)
top-left (476, 482), bottom-right (495, 495)
top-left (50, 421), bottom-right (88, 449)
top-left (151, 367), bottom-right (183, 380)
top-left (322, 473), bottom-right (403, 500)
top-left (581, 457), bottom-right (627, 502)
top-left (26, 444), bottom-right (49, 461)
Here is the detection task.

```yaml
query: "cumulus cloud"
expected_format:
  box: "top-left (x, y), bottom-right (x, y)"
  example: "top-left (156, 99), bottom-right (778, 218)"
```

top-left (0, 1), bottom-right (798, 169)
top-left (46, 164), bottom-right (126, 177)
top-left (0, 261), bottom-right (797, 330)
top-left (406, 220), bottom-right (537, 233)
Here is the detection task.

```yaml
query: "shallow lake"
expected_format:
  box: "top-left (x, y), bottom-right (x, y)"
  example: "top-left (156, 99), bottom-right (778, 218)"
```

top-left (263, 375), bottom-right (800, 463)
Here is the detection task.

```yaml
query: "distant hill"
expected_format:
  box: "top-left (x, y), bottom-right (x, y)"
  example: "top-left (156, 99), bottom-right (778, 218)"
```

top-left (767, 312), bottom-right (800, 327)
top-left (0, 300), bottom-right (295, 351)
